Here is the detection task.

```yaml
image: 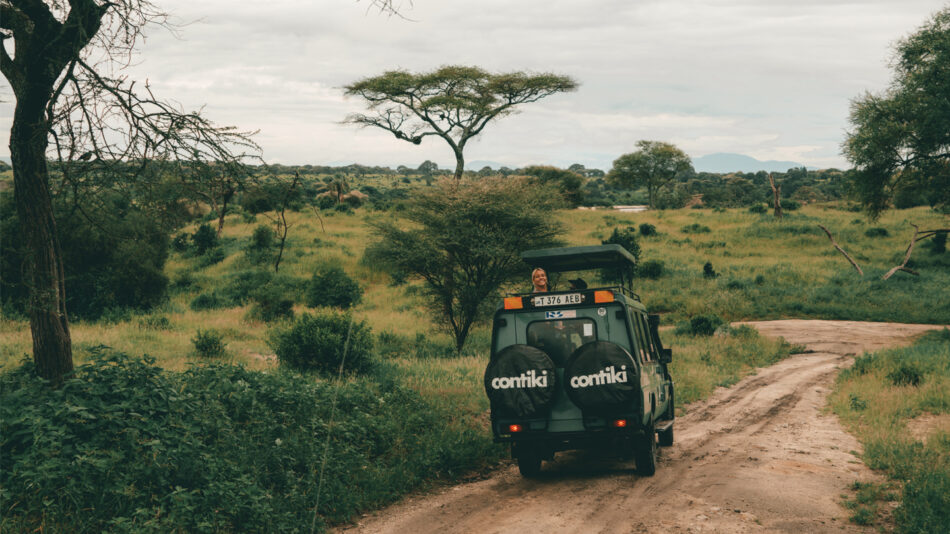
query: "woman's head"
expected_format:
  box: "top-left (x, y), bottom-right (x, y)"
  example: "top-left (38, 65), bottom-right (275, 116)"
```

top-left (531, 268), bottom-right (548, 292)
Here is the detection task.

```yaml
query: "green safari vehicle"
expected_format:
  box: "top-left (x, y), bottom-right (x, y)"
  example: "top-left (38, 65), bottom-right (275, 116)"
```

top-left (484, 245), bottom-right (674, 477)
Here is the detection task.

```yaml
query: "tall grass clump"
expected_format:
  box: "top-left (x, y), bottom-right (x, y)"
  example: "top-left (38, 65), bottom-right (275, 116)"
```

top-left (831, 329), bottom-right (950, 533)
top-left (0, 352), bottom-right (502, 532)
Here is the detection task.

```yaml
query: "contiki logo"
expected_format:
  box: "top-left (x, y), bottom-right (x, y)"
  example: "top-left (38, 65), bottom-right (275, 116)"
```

top-left (490, 370), bottom-right (548, 389)
top-left (569, 365), bottom-right (628, 388)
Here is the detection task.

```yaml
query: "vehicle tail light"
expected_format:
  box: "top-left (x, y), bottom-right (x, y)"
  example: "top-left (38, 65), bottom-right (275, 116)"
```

top-left (508, 424), bottom-right (523, 433)
top-left (504, 297), bottom-right (524, 310)
top-left (594, 290), bottom-right (614, 303)
top-left (612, 419), bottom-right (628, 428)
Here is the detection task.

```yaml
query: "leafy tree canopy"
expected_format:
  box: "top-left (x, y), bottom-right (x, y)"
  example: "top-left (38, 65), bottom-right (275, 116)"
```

top-left (521, 165), bottom-right (585, 207)
top-left (345, 66), bottom-right (577, 180)
top-left (607, 140), bottom-right (694, 208)
top-left (364, 177), bottom-right (565, 352)
top-left (843, 7), bottom-right (950, 218)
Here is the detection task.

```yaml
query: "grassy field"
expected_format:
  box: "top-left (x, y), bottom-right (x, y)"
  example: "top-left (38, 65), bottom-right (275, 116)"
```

top-left (2, 199), bottom-right (947, 531)
top-left (829, 329), bottom-right (950, 533)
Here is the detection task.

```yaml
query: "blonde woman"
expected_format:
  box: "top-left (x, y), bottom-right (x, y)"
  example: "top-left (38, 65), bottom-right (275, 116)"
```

top-left (531, 268), bottom-right (549, 293)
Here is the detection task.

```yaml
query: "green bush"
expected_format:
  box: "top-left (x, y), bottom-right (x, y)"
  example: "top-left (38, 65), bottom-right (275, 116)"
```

top-left (703, 261), bottom-right (718, 279)
top-left (306, 265), bottom-right (362, 309)
top-left (248, 284), bottom-right (295, 322)
top-left (638, 259), bottom-right (665, 279)
top-left (886, 364), bottom-right (922, 386)
top-left (192, 223), bottom-right (218, 255)
top-left (0, 352), bottom-right (500, 532)
top-left (192, 328), bottom-right (227, 358)
top-left (198, 247), bottom-right (227, 267)
top-left (748, 204), bottom-right (767, 214)
top-left (189, 291), bottom-right (224, 311)
top-left (268, 311), bottom-right (375, 375)
top-left (681, 222), bottom-right (711, 234)
top-left (245, 225), bottom-right (275, 264)
top-left (317, 195), bottom-right (337, 210)
top-left (638, 223), bottom-right (657, 236)
top-left (929, 230), bottom-right (947, 254)
top-left (865, 227), bottom-right (890, 238)
top-left (601, 226), bottom-right (641, 282)
top-left (675, 314), bottom-right (724, 336)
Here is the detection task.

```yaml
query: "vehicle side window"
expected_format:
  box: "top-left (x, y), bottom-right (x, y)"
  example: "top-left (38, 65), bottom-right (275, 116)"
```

top-left (634, 314), bottom-right (654, 362)
top-left (638, 314), bottom-right (659, 360)
top-left (526, 318), bottom-right (596, 366)
top-left (629, 307), bottom-right (650, 362)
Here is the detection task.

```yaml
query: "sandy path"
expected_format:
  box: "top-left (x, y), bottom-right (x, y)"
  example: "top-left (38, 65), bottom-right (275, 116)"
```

top-left (339, 320), bottom-right (946, 534)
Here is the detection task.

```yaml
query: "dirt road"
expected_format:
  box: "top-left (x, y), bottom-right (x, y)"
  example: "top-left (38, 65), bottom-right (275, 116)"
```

top-left (340, 320), bottom-right (945, 534)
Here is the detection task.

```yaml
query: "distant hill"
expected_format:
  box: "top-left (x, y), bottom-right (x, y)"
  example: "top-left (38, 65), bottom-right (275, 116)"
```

top-left (692, 153), bottom-right (814, 173)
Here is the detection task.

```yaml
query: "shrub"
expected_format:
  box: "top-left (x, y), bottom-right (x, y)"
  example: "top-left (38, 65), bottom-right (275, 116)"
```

top-left (930, 230), bottom-right (947, 254)
top-left (601, 226), bottom-right (641, 282)
top-left (638, 259), bottom-right (665, 279)
top-left (781, 199), bottom-right (800, 211)
top-left (248, 284), bottom-right (295, 322)
top-left (189, 291), bottom-right (224, 311)
top-left (334, 202), bottom-right (352, 214)
top-left (192, 223), bottom-right (218, 255)
top-left (703, 261), bottom-right (718, 278)
top-left (245, 225), bottom-right (275, 264)
top-left (192, 329), bottom-right (227, 358)
top-left (675, 314), bottom-right (725, 336)
top-left (865, 227), bottom-right (889, 238)
top-left (198, 247), bottom-right (227, 267)
top-left (638, 223), bottom-right (657, 236)
top-left (681, 223), bottom-right (711, 234)
top-left (886, 364), bottom-right (922, 386)
top-left (317, 195), bottom-right (337, 210)
top-left (306, 265), bottom-right (362, 309)
top-left (268, 311), bottom-right (375, 375)
top-left (172, 233), bottom-right (190, 252)
top-left (748, 204), bottom-right (767, 214)
top-left (138, 315), bottom-right (172, 330)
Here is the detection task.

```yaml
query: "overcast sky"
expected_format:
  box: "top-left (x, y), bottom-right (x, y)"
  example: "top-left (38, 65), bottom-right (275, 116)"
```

top-left (1, 0), bottom-right (944, 170)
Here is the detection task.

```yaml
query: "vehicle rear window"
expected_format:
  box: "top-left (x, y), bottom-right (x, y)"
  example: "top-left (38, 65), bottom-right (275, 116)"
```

top-left (527, 319), bottom-right (596, 366)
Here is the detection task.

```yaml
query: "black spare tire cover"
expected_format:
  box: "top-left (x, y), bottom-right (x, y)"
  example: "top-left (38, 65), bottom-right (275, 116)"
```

top-left (564, 341), bottom-right (638, 410)
top-left (484, 344), bottom-right (557, 418)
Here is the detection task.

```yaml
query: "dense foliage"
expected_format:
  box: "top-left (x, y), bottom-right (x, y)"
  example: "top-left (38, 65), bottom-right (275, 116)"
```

top-left (0, 352), bottom-right (499, 533)
top-left (307, 265), bottom-right (363, 310)
top-left (844, 7), bottom-right (950, 218)
top-left (0, 193), bottom-right (169, 320)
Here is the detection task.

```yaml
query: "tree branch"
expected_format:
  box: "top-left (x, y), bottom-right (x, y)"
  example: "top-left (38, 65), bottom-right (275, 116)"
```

top-left (818, 224), bottom-right (864, 275)
top-left (882, 223), bottom-right (921, 280)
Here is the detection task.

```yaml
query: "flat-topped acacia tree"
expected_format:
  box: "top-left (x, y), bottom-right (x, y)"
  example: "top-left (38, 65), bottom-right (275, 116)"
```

top-left (344, 66), bottom-right (578, 180)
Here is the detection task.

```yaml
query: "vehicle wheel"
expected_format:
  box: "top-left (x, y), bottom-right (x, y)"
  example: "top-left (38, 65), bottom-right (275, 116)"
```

top-left (658, 421), bottom-right (674, 446)
top-left (515, 445), bottom-right (542, 477)
top-left (635, 421), bottom-right (657, 476)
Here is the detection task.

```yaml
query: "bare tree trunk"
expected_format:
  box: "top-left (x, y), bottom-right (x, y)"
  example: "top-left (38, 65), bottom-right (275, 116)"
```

top-left (768, 173), bottom-right (782, 219)
top-left (11, 95), bottom-right (74, 385)
top-left (215, 184), bottom-right (235, 237)
top-left (453, 150), bottom-right (465, 181)
top-left (818, 225), bottom-right (863, 275)
top-left (883, 224), bottom-right (921, 280)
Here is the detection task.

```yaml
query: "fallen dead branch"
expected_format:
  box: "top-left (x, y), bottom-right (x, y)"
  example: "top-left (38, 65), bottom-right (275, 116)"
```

top-left (883, 223), bottom-right (921, 280)
top-left (818, 224), bottom-right (863, 275)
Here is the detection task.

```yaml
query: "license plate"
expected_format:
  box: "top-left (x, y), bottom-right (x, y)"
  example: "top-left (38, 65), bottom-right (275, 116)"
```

top-left (532, 293), bottom-right (583, 307)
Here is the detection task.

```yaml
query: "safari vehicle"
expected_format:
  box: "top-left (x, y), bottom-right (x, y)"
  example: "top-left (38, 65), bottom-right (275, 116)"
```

top-left (483, 245), bottom-right (674, 477)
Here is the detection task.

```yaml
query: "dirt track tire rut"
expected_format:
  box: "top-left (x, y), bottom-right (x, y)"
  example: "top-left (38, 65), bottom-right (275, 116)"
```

top-left (338, 320), bottom-right (946, 534)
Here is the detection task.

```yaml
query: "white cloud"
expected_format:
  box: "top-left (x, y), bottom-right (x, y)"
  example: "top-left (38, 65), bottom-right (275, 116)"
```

top-left (1, 0), bottom-right (943, 170)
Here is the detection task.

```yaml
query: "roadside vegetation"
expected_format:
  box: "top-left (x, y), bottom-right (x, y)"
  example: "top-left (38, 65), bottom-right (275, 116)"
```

top-left (830, 329), bottom-right (950, 533)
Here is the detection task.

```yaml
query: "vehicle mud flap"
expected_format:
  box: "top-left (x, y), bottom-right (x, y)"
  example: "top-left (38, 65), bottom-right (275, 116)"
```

top-left (484, 345), bottom-right (557, 418)
top-left (563, 341), bottom-right (639, 410)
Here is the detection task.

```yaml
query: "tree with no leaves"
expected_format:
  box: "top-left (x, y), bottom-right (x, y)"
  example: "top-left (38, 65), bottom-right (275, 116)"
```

top-left (344, 65), bottom-right (578, 180)
top-left (607, 141), bottom-right (694, 209)
top-left (0, 0), bottom-right (260, 385)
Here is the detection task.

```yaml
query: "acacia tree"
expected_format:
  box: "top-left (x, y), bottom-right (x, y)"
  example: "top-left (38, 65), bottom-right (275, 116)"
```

top-left (344, 66), bottom-right (578, 180)
top-left (0, 0), bottom-right (260, 385)
top-left (843, 7), bottom-right (950, 218)
top-left (365, 178), bottom-right (565, 352)
top-left (607, 141), bottom-right (693, 208)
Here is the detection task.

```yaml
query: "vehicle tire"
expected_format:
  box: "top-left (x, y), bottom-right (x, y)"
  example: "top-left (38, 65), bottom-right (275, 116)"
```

top-left (514, 444), bottom-right (542, 477)
top-left (658, 421), bottom-right (674, 446)
top-left (635, 420), bottom-right (657, 476)
top-left (563, 341), bottom-right (638, 410)
top-left (484, 345), bottom-right (557, 418)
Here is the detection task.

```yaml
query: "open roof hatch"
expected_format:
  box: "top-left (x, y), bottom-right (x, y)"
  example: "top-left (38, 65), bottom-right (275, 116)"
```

top-left (521, 245), bottom-right (639, 292)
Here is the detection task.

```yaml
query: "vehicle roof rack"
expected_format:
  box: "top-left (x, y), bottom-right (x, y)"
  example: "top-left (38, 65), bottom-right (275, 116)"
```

top-left (521, 244), bottom-right (638, 273)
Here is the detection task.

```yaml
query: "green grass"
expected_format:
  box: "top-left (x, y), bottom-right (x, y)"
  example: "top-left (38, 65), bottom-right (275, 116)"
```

top-left (829, 329), bottom-right (950, 533)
